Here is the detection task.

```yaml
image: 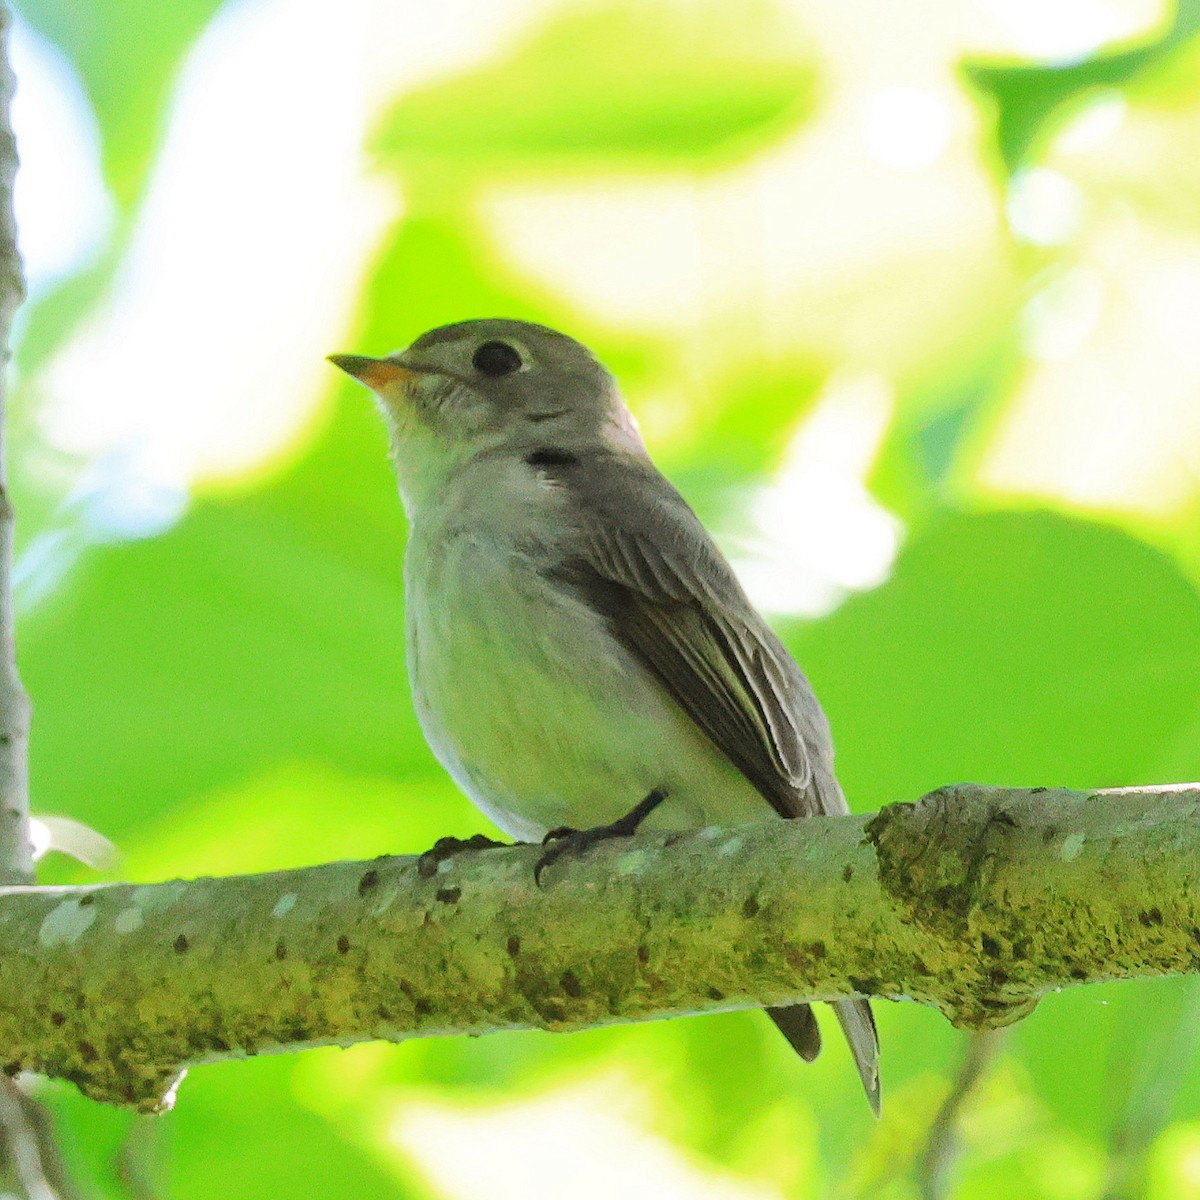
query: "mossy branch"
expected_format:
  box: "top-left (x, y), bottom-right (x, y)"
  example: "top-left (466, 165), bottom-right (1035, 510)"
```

top-left (0, 782), bottom-right (1196, 1112)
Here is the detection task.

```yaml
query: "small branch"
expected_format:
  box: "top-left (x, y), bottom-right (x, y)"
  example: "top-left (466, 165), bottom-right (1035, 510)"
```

top-left (0, 1), bottom-right (31, 888)
top-left (0, 16), bottom-right (79, 1199)
top-left (1101, 981), bottom-right (1200, 1199)
top-left (115, 1117), bottom-right (167, 1200)
top-left (0, 784), bottom-right (1195, 1112)
top-left (917, 1030), bottom-right (1006, 1199)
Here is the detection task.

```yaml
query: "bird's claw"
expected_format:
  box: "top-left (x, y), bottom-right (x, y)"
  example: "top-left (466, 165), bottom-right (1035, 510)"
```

top-left (533, 789), bottom-right (667, 886)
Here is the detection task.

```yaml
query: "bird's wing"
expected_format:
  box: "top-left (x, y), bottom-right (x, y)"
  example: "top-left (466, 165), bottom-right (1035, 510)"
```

top-left (546, 451), bottom-right (879, 1110)
top-left (548, 452), bottom-right (831, 819)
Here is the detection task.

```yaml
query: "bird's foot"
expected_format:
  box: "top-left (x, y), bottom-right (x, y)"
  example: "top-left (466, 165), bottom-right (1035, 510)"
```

top-left (417, 833), bottom-right (508, 878)
top-left (534, 789), bottom-right (667, 886)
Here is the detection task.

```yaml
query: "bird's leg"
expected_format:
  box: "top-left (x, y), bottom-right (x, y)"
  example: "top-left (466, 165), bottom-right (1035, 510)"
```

top-left (534, 788), bottom-right (667, 886)
top-left (417, 833), bottom-right (509, 879)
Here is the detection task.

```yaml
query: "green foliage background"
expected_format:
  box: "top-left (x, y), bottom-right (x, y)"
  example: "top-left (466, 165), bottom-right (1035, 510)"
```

top-left (8, 0), bottom-right (1200, 1196)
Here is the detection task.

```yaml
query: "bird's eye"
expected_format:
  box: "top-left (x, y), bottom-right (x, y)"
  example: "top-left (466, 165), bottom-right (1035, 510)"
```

top-left (472, 341), bottom-right (523, 377)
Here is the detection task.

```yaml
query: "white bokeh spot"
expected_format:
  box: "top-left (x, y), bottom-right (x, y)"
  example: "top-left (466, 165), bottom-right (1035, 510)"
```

top-left (1007, 168), bottom-right (1084, 246)
top-left (862, 86), bottom-right (954, 171)
top-left (9, 18), bottom-right (113, 296)
top-left (731, 371), bottom-right (903, 617)
top-left (391, 1077), bottom-right (786, 1200)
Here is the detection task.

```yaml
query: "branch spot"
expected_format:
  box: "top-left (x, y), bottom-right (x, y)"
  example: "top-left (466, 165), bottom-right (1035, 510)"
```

top-left (275, 941), bottom-right (287, 961)
top-left (707, 987), bottom-right (725, 1001)
top-left (78, 1041), bottom-right (98, 1063)
top-left (742, 896), bottom-right (760, 918)
top-left (981, 934), bottom-right (1001, 958)
top-left (637, 944), bottom-right (650, 964)
top-left (506, 935), bottom-right (521, 957)
top-left (337, 935), bottom-right (350, 954)
top-left (358, 869), bottom-right (379, 896)
top-left (1139, 908), bottom-right (1164, 927)
top-left (50, 1011), bottom-right (65, 1027)
top-left (173, 934), bottom-right (189, 954)
top-left (561, 971), bottom-right (584, 998)
top-left (436, 886), bottom-right (462, 905)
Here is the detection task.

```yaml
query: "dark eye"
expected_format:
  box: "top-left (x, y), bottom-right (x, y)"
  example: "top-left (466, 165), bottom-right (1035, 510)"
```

top-left (472, 341), bottom-right (523, 377)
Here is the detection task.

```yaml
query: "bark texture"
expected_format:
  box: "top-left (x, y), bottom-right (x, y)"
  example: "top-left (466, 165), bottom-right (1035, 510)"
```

top-left (0, 783), bottom-right (1195, 1112)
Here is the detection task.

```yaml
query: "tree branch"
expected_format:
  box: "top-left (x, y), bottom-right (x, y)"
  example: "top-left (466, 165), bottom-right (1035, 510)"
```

top-left (0, 783), bottom-right (1195, 1112)
top-left (0, 1), bottom-right (31, 888)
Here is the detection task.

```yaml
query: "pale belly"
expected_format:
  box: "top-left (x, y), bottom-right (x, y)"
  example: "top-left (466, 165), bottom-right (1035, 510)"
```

top-left (405, 531), bottom-right (769, 841)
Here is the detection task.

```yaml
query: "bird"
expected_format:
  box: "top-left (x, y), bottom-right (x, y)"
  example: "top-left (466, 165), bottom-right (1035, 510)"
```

top-left (329, 318), bottom-right (880, 1114)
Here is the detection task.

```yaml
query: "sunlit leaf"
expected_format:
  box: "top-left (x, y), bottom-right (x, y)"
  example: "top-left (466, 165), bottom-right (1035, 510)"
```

top-left (375, 2), bottom-right (816, 168)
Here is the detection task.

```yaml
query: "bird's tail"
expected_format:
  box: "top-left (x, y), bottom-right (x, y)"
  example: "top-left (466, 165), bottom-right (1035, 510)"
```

top-left (767, 999), bottom-right (881, 1116)
top-left (767, 1003), bottom-right (821, 1062)
top-left (833, 997), bottom-right (881, 1118)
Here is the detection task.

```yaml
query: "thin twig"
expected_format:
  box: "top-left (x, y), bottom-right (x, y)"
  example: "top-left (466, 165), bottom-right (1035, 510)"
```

top-left (116, 1116), bottom-right (168, 1200)
top-left (917, 1030), bottom-right (1006, 1200)
top-left (1101, 981), bottom-right (1200, 1199)
top-left (0, 0), bottom-right (32, 888)
top-left (0, 15), bottom-right (88, 1200)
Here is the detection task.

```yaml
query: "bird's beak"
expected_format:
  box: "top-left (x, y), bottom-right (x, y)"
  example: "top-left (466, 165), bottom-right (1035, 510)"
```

top-left (327, 353), bottom-right (417, 391)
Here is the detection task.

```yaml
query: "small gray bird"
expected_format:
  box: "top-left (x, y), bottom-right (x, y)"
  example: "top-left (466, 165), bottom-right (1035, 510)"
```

top-left (329, 319), bottom-right (880, 1114)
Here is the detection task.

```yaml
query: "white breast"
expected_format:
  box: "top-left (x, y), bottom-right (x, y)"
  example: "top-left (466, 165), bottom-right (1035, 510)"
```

top-left (403, 463), bottom-right (767, 840)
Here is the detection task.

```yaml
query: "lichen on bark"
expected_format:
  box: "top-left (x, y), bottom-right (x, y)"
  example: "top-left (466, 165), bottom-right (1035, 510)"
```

top-left (0, 783), bottom-right (1196, 1112)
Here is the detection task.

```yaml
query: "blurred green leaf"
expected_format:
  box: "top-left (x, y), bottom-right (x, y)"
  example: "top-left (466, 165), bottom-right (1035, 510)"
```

top-left (964, 0), bottom-right (1200, 173)
top-left (20, 394), bottom-right (424, 844)
top-left (171, 1056), bottom-right (423, 1200)
top-left (15, 0), bottom-right (224, 206)
top-left (375, 1), bottom-right (816, 169)
top-left (793, 509), bottom-right (1200, 810)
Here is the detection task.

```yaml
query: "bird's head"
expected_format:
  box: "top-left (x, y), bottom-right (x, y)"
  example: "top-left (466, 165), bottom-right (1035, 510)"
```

top-left (330, 318), bottom-right (645, 513)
